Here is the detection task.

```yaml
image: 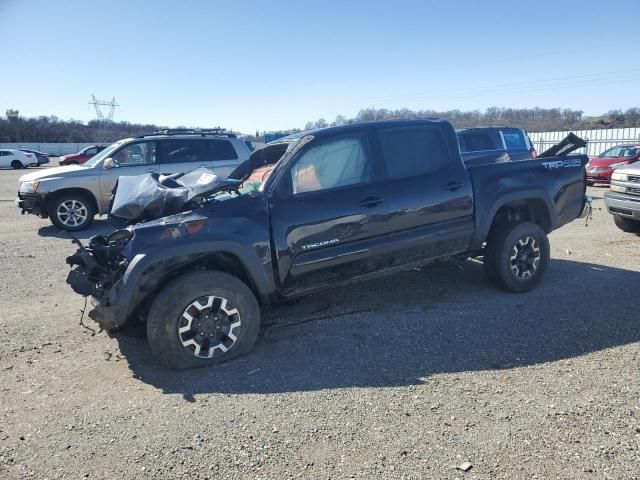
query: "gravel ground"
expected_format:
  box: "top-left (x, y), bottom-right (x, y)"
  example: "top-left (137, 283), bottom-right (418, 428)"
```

top-left (0, 166), bottom-right (639, 479)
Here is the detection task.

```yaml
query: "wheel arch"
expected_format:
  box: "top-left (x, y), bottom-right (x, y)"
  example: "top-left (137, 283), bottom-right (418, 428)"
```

top-left (45, 188), bottom-right (99, 215)
top-left (121, 244), bottom-right (275, 327)
top-left (475, 192), bottom-right (556, 248)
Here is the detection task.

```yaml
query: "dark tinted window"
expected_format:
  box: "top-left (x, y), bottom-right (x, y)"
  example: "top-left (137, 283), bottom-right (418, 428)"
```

top-left (458, 132), bottom-right (496, 152)
top-left (378, 125), bottom-right (449, 178)
top-left (207, 140), bottom-right (238, 161)
top-left (502, 130), bottom-right (527, 149)
top-left (158, 140), bottom-right (204, 164)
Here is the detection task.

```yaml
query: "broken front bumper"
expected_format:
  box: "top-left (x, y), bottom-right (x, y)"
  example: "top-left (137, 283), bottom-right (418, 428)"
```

top-left (16, 193), bottom-right (46, 217)
top-left (66, 267), bottom-right (126, 331)
top-left (66, 235), bottom-right (134, 332)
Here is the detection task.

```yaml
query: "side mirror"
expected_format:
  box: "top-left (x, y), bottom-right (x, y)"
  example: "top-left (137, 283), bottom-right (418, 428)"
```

top-left (103, 158), bottom-right (115, 169)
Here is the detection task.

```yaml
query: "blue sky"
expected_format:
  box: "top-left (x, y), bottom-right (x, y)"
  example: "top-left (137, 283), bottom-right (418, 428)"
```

top-left (1, 0), bottom-right (639, 133)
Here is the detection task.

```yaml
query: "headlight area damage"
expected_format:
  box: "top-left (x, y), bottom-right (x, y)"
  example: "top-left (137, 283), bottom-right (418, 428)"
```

top-left (66, 231), bottom-right (132, 327)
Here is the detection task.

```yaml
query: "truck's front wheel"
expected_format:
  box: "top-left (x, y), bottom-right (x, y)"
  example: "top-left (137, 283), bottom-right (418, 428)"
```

top-left (484, 222), bottom-right (550, 293)
top-left (147, 270), bottom-right (260, 369)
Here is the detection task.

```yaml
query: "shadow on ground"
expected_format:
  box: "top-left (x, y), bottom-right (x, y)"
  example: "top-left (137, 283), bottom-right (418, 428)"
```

top-left (114, 258), bottom-right (640, 397)
top-left (38, 218), bottom-right (114, 240)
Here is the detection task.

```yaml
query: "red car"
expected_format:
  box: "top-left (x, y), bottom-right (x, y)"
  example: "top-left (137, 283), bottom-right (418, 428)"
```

top-left (59, 145), bottom-right (107, 165)
top-left (586, 144), bottom-right (640, 185)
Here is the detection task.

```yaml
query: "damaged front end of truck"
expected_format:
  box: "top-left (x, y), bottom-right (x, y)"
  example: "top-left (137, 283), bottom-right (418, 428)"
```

top-left (65, 137), bottom-right (303, 333)
top-left (66, 229), bottom-right (134, 330)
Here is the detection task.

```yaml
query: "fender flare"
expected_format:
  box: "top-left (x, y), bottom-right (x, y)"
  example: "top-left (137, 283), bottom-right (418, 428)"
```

top-left (114, 240), bottom-right (275, 322)
top-left (472, 189), bottom-right (557, 248)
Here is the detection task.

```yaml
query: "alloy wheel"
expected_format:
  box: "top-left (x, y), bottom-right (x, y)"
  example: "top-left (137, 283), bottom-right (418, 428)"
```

top-left (178, 296), bottom-right (242, 358)
top-left (56, 199), bottom-right (88, 228)
top-left (509, 235), bottom-right (541, 279)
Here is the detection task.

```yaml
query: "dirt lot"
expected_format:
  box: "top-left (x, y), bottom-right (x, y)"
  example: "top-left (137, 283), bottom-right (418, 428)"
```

top-left (0, 166), bottom-right (639, 479)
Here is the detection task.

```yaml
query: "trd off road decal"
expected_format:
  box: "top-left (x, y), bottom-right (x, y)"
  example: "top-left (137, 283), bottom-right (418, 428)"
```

top-left (541, 158), bottom-right (583, 169)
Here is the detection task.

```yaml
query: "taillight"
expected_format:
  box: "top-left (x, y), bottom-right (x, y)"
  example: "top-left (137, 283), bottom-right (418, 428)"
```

top-left (530, 149), bottom-right (537, 159)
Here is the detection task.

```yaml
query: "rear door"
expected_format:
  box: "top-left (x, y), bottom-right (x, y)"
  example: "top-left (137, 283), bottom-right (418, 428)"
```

top-left (374, 124), bottom-right (474, 263)
top-left (98, 140), bottom-right (159, 206)
top-left (268, 131), bottom-right (390, 291)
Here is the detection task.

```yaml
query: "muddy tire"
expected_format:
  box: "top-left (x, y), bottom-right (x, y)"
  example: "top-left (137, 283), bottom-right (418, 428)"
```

top-left (613, 214), bottom-right (640, 233)
top-left (147, 270), bottom-right (260, 370)
top-left (47, 192), bottom-right (95, 231)
top-left (484, 222), bottom-right (550, 293)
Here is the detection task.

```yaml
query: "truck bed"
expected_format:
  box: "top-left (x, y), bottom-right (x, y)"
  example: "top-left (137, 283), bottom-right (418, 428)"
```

top-left (467, 154), bottom-right (588, 249)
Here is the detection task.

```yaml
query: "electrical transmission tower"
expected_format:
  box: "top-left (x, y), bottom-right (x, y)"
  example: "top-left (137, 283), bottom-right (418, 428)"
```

top-left (88, 95), bottom-right (119, 141)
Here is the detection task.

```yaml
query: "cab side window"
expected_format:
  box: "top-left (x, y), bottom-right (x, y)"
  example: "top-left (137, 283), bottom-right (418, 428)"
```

top-left (113, 141), bottom-right (156, 166)
top-left (378, 125), bottom-right (449, 178)
top-left (290, 135), bottom-right (370, 195)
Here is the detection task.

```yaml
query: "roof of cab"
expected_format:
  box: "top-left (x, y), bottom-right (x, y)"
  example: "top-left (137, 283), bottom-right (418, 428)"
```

top-left (273, 118), bottom-right (453, 143)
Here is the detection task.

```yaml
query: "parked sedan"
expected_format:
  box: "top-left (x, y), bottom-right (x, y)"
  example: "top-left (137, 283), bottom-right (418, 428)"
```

top-left (20, 149), bottom-right (50, 165)
top-left (58, 145), bottom-right (107, 165)
top-left (0, 149), bottom-right (38, 169)
top-left (586, 144), bottom-right (640, 185)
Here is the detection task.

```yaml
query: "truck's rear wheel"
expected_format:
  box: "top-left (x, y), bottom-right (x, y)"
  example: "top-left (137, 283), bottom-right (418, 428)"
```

top-left (613, 214), bottom-right (640, 233)
top-left (147, 270), bottom-right (260, 369)
top-left (484, 222), bottom-right (550, 293)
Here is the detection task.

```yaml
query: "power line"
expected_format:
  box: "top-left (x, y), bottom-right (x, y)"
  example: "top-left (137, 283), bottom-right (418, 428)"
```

top-left (361, 67), bottom-right (640, 103)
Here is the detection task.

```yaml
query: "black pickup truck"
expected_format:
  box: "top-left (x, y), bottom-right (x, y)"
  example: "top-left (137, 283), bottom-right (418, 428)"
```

top-left (67, 119), bottom-right (589, 369)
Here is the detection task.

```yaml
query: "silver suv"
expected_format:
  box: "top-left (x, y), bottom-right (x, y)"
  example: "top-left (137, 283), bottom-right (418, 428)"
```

top-left (16, 130), bottom-right (250, 231)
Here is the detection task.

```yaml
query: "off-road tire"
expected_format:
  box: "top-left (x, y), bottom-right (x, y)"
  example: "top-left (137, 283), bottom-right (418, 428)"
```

top-left (613, 214), bottom-right (640, 233)
top-left (47, 192), bottom-right (95, 231)
top-left (11, 160), bottom-right (23, 169)
top-left (484, 222), bottom-right (550, 293)
top-left (147, 270), bottom-right (260, 370)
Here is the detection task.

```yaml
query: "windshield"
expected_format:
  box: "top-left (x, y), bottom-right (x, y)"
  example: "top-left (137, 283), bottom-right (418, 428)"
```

top-left (599, 146), bottom-right (640, 158)
top-left (82, 140), bottom-right (129, 167)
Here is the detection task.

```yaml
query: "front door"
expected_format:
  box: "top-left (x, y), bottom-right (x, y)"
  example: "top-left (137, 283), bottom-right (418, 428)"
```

top-left (99, 140), bottom-right (158, 209)
top-left (269, 132), bottom-right (389, 291)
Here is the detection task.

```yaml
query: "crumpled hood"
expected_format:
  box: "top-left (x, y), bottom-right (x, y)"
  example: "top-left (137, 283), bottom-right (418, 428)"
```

top-left (19, 165), bottom-right (92, 182)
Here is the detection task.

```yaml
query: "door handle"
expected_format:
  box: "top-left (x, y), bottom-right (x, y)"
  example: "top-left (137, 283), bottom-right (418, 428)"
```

top-left (442, 181), bottom-right (463, 191)
top-left (358, 196), bottom-right (384, 208)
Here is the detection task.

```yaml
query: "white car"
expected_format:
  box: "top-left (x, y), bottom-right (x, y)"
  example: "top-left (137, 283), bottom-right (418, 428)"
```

top-left (0, 149), bottom-right (38, 169)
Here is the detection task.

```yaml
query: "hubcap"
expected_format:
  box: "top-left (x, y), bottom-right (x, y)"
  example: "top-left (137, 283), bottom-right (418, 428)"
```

top-left (178, 296), bottom-right (241, 359)
top-left (510, 236), bottom-right (541, 279)
top-left (57, 200), bottom-right (88, 227)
